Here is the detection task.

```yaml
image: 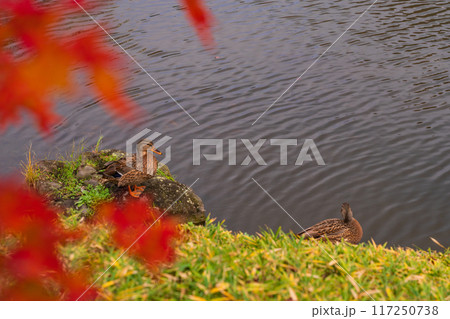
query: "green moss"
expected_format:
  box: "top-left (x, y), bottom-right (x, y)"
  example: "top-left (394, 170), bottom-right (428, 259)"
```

top-left (51, 163), bottom-right (84, 199)
top-left (76, 184), bottom-right (111, 210)
top-left (156, 168), bottom-right (175, 181)
top-left (61, 217), bottom-right (450, 301)
top-left (99, 153), bottom-right (122, 163)
top-left (60, 209), bottom-right (87, 229)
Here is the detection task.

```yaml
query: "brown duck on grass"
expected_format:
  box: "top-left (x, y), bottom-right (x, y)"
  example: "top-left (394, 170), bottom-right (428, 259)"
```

top-left (297, 203), bottom-right (363, 244)
top-left (103, 139), bottom-right (161, 198)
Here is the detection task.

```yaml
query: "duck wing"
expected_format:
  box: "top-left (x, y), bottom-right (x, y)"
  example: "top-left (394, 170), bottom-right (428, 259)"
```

top-left (103, 159), bottom-right (133, 177)
top-left (117, 170), bottom-right (151, 187)
top-left (297, 218), bottom-right (345, 239)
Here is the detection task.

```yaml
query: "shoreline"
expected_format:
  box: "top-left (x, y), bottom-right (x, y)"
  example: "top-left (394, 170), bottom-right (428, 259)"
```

top-left (15, 143), bottom-right (449, 300)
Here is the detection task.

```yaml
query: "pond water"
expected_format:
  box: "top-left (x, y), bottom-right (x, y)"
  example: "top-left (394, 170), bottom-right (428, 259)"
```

top-left (1, 0), bottom-right (449, 249)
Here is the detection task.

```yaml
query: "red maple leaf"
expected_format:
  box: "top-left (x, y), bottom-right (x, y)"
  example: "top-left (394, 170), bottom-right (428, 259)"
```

top-left (0, 0), bottom-right (140, 133)
top-left (97, 199), bottom-right (180, 269)
top-left (0, 178), bottom-right (96, 300)
top-left (181, 0), bottom-right (215, 48)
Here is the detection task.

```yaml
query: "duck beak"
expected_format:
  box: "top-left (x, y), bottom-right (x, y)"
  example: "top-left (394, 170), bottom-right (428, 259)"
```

top-left (151, 147), bottom-right (162, 155)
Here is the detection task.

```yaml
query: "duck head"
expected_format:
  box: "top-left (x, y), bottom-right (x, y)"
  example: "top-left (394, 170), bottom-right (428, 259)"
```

top-left (137, 139), bottom-right (162, 156)
top-left (341, 202), bottom-right (353, 223)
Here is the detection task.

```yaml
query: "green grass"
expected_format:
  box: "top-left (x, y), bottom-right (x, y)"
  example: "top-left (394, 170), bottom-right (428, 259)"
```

top-left (52, 162), bottom-right (85, 199)
top-left (59, 140), bottom-right (85, 171)
top-left (61, 209), bottom-right (89, 229)
top-left (99, 152), bottom-right (122, 163)
top-left (49, 140), bottom-right (116, 201)
top-left (76, 184), bottom-right (111, 210)
top-left (61, 217), bottom-right (449, 301)
top-left (21, 144), bottom-right (42, 188)
top-left (94, 135), bottom-right (104, 153)
top-left (156, 168), bottom-right (175, 181)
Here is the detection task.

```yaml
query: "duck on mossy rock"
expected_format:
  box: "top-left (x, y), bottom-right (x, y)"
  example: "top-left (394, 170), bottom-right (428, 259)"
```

top-left (103, 139), bottom-right (161, 198)
top-left (31, 145), bottom-right (207, 225)
top-left (297, 203), bottom-right (363, 244)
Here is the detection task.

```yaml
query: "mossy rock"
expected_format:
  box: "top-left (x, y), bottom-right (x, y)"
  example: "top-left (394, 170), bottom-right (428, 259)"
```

top-left (141, 177), bottom-right (206, 225)
top-left (76, 165), bottom-right (97, 179)
top-left (81, 149), bottom-right (125, 170)
top-left (157, 163), bottom-right (174, 180)
top-left (33, 160), bottom-right (65, 198)
top-left (30, 151), bottom-right (206, 225)
top-left (35, 160), bottom-right (65, 176)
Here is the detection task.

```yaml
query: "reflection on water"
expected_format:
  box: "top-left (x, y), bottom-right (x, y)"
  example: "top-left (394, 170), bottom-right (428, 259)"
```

top-left (1, 0), bottom-right (449, 249)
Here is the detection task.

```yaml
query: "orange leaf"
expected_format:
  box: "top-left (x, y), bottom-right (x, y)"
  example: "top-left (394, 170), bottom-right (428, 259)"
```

top-left (180, 0), bottom-right (215, 48)
top-left (97, 199), bottom-right (180, 270)
top-left (0, 178), bottom-right (95, 300)
top-left (0, 1), bottom-right (140, 134)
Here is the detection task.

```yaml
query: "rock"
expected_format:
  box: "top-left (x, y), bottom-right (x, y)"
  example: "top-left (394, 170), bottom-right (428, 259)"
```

top-left (81, 149), bottom-right (125, 170)
top-left (84, 178), bottom-right (100, 187)
top-left (141, 177), bottom-right (206, 225)
top-left (54, 199), bottom-right (77, 211)
top-left (78, 204), bottom-right (91, 217)
top-left (35, 160), bottom-right (65, 175)
top-left (76, 165), bottom-right (97, 179)
top-left (35, 180), bottom-right (62, 196)
top-left (32, 160), bottom-right (64, 198)
top-left (102, 149), bottom-right (126, 159)
top-left (158, 164), bottom-right (172, 177)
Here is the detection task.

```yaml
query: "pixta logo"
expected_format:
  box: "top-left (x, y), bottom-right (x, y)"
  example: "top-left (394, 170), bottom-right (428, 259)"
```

top-left (126, 129), bottom-right (172, 173)
top-left (192, 139), bottom-right (325, 166)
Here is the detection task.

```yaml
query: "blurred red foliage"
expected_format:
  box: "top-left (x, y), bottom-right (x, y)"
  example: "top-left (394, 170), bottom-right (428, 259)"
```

top-left (97, 199), bottom-right (180, 269)
top-left (181, 0), bottom-right (215, 47)
top-left (0, 180), bottom-right (181, 300)
top-left (0, 0), bottom-right (215, 133)
top-left (0, 0), bottom-right (139, 133)
top-left (0, 179), bottom-right (97, 300)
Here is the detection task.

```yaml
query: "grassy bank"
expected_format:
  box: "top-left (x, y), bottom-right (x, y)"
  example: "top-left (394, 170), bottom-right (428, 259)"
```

top-left (22, 140), bottom-right (174, 221)
top-left (20, 141), bottom-right (449, 300)
top-left (61, 216), bottom-right (449, 301)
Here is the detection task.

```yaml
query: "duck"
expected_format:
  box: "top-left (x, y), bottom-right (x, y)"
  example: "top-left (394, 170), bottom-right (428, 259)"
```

top-left (103, 139), bottom-right (161, 198)
top-left (297, 203), bottom-right (363, 244)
